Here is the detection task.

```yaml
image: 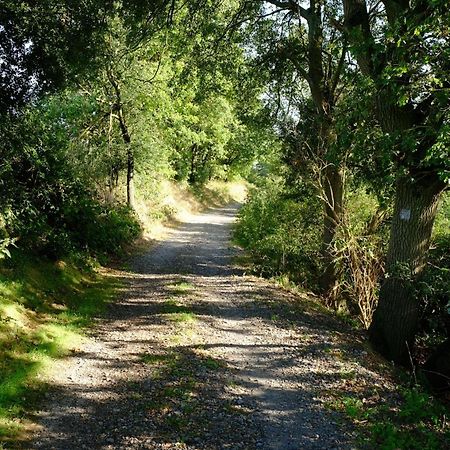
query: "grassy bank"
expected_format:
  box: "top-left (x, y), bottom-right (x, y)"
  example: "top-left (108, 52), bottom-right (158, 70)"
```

top-left (0, 254), bottom-right (119, 445)
top-left (134, 179), bottom-right (247, 241)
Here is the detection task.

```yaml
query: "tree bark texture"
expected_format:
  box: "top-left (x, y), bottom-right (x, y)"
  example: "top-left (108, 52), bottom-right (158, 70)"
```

top-left (320, 164), bottom-right (344, 295)
top-left (369, 175), bottom-right (445, 364)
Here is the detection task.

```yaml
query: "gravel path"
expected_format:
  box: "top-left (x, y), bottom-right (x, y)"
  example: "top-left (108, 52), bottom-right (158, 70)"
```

top-left (30, 203), bottom-right (396, 449)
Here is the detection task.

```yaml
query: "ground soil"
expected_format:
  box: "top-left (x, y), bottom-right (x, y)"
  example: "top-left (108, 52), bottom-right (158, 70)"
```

top-left (30, 203), bottom-right (397, 449)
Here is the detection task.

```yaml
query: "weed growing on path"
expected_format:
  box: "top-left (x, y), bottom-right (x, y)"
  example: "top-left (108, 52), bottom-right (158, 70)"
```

top-left (167, 279), bottom-right (195, 296)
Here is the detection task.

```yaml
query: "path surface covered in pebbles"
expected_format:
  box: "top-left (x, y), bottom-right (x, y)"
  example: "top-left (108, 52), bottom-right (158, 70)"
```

top-left (31, 203), bottom-right (395, 449)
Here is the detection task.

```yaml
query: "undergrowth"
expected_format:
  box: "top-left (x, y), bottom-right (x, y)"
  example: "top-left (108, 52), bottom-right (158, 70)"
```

top-left (329, 383), bottom-right (449, 449)
top-left (0, 252), bottom-right (119, 445)
top-left (234, 177), bottom-right (322, 287)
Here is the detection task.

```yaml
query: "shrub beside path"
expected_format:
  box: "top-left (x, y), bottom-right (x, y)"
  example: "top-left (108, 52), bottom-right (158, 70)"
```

top-left (31, 203), bottom-right (398, 449)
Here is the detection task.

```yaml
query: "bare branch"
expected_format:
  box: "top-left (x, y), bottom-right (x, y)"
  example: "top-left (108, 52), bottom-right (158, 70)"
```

top-left (264, 0), bottom-right (311, 21)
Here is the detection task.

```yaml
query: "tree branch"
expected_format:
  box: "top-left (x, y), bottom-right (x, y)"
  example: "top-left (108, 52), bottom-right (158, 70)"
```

top-left (343, 0), bottom-right (378, 78)
top-left (264, 0), bottom-right (311, 21)
top-left (330, 42), bottom-right (347, 98)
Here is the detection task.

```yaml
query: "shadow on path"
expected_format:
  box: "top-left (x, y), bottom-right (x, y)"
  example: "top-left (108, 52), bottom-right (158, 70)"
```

top-left (30, 203), bottom-right (395, 450)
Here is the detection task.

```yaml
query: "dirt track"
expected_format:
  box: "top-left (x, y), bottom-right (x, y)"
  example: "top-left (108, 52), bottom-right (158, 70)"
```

top-left (31, 203), bottom-right (395, 449)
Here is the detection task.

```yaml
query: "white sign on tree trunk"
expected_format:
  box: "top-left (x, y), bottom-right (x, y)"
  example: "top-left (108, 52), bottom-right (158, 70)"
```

top-left (400, 208), bottom-right (411, 221)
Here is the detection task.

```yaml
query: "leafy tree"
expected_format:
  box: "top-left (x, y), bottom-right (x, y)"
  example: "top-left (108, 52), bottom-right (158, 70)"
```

top-left (236, 0), bottom-right (352, 296)
top-left (342, 0), bottom-right (450, 363)
top-left (0, 0), bottom-right (179, 114)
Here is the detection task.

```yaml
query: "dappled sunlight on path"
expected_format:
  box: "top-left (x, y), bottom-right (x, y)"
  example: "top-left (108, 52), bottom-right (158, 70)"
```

top-left (31, 203), bottom-right (396, 449)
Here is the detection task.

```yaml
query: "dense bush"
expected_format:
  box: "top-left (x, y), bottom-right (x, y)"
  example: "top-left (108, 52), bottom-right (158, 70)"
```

top-left (234, 178), bottom-right (322, 287)
top-left (7, 191), bottom-right (140, 260)
top-left (0, 96), bottom-right (141, 260)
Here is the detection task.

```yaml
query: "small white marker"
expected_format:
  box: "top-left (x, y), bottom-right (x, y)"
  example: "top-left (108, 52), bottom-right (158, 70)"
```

top-left (400, 208), bottom-right (411, 221)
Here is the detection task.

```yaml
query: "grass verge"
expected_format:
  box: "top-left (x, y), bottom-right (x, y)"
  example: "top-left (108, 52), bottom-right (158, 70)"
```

top-left (326, 378), bottom-right (449, 449)
top-left (0, 252), bottom-right (119, 445)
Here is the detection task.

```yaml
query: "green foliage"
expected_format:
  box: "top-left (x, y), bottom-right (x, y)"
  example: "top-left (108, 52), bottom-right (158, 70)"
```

top-left (1, 1), bottom-right (271, 264)
top-left (0, 253), bottom-right (119, 442)
top-left (66, 202), bottom-right (141, 257)
top-left (369, 387), bottom-right (449, 450)
top-left (417, 193), bottom-right (450, 342)
top-left (331, 386), bottom-right (449, 450)
top-left (0, 88), bottom-right (142, 259)
top-left (235, 177), bottom-right (322, 286)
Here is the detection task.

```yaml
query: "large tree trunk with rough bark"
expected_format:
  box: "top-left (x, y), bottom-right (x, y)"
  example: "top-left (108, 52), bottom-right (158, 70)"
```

top-left (369, 174), bottom-right (446, 364)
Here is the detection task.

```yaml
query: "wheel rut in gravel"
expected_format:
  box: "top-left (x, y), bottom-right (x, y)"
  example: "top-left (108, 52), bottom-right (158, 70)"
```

top-left (31, 203), bottom-right (396, 449)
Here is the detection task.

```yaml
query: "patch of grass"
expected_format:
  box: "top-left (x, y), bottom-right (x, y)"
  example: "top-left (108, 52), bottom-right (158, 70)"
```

top-left (167, 312), bottom-right (196, 323)
top-left (338, 370), bottom-right (357, 381)
top-left (341, 396), bottom-right (370, 420)
top-left (140, 353), bottom-right (170, 365)
top-left (167, 280), bottom-right (194, 296)
top-left (159, 298), bottom-right (196, 325)
top-left (160, 298), bottom-right (192, 315)
top-left (0, 252), bottom-right (119, 445)
top-left (201, 357), bottom-right (224, 370)
top-left (329, 386), bottom-right (449, 449)
top-left (190, 180), bottom-right (247, 207)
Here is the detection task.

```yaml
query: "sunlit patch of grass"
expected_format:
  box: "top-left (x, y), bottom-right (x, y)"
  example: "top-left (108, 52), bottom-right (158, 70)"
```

top-left (168, 312), bottom-right (196, 323)
top-left (167, 280), bottom-right (194, 296)
top-left (159, 298), bottom-right (196, 324)
top-left (0, 252), bottom-right (119, 444)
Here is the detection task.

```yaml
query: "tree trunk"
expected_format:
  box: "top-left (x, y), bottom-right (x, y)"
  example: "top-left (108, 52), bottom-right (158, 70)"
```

top-left (126, 146), bottom-right (135, 210)
top-left (369, 174), bottom-right (446, 364)
top-left (116, 108), bottom-right (135, 210)
top-left (107, 67), bottom-right (136, 210)
top-left (188, 144), bottom-right (198, 185)
top-left (319, 164), bottom-right (344, 295)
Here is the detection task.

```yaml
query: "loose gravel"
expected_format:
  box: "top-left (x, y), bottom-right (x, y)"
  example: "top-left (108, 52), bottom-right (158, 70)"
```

top-left (30, 203), bottom-right (397, 449)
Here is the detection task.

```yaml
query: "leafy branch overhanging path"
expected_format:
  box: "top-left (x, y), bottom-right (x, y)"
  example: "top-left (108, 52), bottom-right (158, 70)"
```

top-left (32, 204), bottom-right (396, 449)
